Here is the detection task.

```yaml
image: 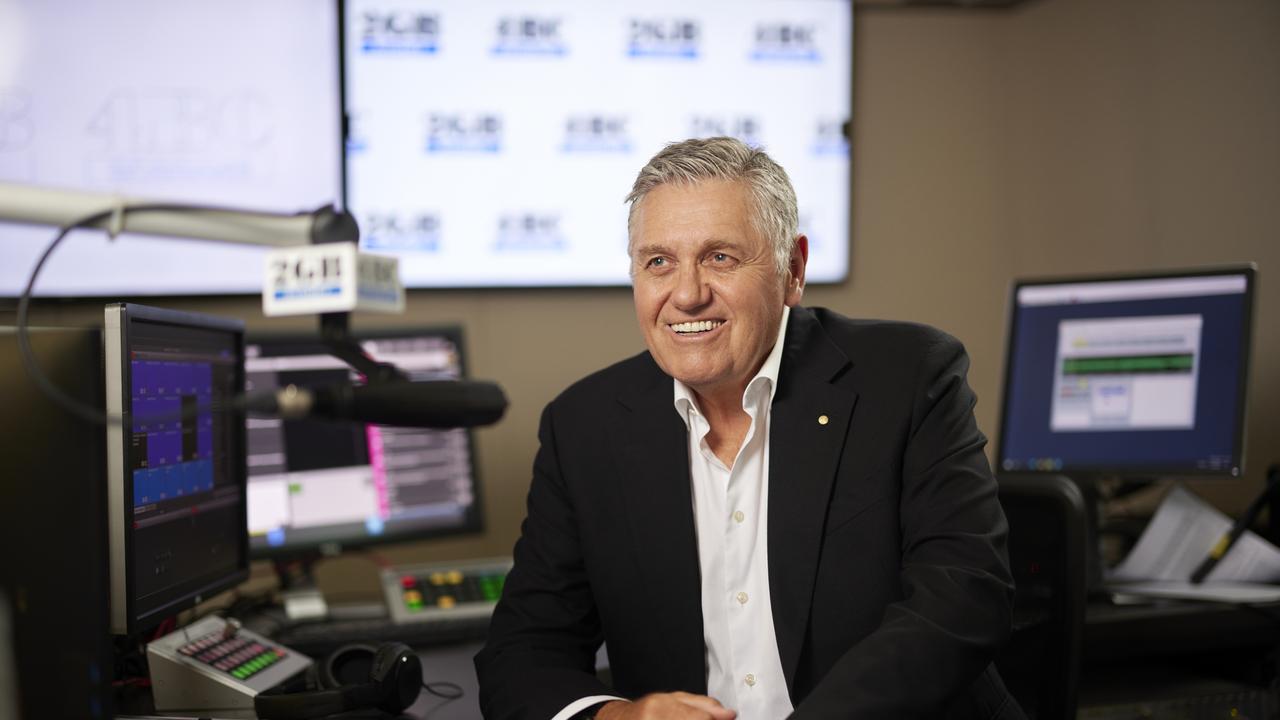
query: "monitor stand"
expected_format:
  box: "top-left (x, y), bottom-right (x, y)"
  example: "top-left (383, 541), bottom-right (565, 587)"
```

top-left (272, 556), bottom-right (329, 623)
top-left (1074, 475), bottom-right (1173, 597)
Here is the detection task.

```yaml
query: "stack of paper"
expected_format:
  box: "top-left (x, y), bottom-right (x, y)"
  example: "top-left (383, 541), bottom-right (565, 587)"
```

top-left (1105, 485), bottom-right (1280, 603)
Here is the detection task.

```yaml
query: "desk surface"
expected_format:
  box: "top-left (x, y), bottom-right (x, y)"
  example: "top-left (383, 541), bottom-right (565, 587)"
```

top-left (409, 642), bottom-right (484, 720)
top-left (1085, 597), bottom-right (1280, 662)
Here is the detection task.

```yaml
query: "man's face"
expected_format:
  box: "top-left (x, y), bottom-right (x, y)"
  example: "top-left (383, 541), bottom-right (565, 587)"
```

top-left (630, 179), bottom-right (805, 401)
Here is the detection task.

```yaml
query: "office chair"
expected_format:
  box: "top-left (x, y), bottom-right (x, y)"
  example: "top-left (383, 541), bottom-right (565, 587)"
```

top-left (995, 474), bottom-right (1089, 720)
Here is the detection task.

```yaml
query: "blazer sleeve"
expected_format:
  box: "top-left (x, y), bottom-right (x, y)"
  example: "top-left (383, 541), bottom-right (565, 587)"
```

top-left (791, 332), bottom-right (1017, 719)
top-left (474, 401), bottom-right (613, 720)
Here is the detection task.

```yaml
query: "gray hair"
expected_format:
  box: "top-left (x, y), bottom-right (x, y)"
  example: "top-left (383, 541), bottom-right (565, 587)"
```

top-left (625, 137), bottom-right (799, 275)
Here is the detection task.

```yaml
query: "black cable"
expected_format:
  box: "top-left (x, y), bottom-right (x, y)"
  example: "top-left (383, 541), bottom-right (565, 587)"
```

top-left (16, 202), bottom-right (244, 428)
top-left (422, 680), bottom-right (464, 700)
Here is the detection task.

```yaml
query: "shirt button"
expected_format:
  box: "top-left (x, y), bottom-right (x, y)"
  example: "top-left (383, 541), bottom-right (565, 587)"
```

top-left (745, 674), bottom-right (756, 687)
top-left (733, 510), bottom-right (745, 523)
top-left (736, 591), bottom-right (749, 605)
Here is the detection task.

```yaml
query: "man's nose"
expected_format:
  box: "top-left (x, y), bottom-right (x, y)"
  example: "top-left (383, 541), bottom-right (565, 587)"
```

top-left (671, 264), bottom-right (711, 311)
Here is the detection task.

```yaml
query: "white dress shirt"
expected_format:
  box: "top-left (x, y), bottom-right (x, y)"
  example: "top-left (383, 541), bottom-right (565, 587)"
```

top-left (552, 307), bottom-right (793, 720)
top-left (673, 306), bottom-right (793, 720)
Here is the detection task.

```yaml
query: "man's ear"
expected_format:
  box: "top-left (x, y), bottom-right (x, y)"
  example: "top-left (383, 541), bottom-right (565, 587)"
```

top-left (784, 235), bottom-right (809, 307)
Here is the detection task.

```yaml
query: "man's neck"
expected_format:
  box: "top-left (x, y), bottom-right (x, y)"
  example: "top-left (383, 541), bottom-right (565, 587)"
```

top-left (693, 386), bottom-right (753, 468)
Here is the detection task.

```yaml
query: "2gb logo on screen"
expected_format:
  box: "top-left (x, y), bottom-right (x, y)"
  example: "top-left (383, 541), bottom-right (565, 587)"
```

top-left (426, 114), bottom-right (502, 153)
top-left (361, 11), bottom-right (440, 53)
top-left (628, 19), bottom-right (700, 59)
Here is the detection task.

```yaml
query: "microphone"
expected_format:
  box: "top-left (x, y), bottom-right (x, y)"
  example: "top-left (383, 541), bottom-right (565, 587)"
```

top-left (0, 181), bottom-right (357, 247)
top-left (259, 380), bottom-right (508, 428)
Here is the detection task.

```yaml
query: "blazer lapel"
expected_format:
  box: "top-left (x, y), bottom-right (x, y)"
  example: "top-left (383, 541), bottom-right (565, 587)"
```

top-left (614, 358), bottom-right (707, 693)
top-left (768, 308), bottom-right (859, 693)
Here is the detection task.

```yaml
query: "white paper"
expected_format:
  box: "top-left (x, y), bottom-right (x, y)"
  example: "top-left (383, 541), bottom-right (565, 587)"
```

top-left (1107, 581), bottom-right (1280, 604)
top-left (1107, 484), bottom-right (1280, 584)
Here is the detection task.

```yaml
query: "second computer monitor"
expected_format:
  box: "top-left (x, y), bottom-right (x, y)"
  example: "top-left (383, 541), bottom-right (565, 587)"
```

top-left (105, 303), bottom-right (249, 635)
top-left (244, 327), bottom-right (482, 557)
top-left (998, 267), bottom-right (1254, 477)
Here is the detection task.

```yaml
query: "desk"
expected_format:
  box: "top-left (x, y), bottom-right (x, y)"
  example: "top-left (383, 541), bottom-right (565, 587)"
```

top-left (408, 642), bottom-right (484, 720)
top-left (115, 642), bottom-right (488, 720)
top-left (1080, 599), bottom-right (1280, 712)
top-left (1085, 598), bottom-right (1280, 661)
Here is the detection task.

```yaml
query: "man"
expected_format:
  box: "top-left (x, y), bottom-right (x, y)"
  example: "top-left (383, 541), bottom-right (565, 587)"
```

top-left (476, 137), bottom-right (1022, 719)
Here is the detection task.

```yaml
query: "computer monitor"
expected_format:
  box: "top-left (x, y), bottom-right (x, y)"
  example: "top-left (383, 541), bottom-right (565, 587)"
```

top-left (104, 304), bottom-right (249, 635)
top-left (243, 327), bottom-right (482, 559)
top-left (997, 266), bottom-right (1255, 478)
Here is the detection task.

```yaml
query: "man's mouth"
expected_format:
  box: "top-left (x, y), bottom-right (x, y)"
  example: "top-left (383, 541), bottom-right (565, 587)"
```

top-left (669, 320), bottom-right (724, 335)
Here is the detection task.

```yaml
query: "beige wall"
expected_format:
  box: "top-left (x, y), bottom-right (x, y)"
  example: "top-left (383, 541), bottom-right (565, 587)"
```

top-left (16, 0), bottom-right (1278, 594)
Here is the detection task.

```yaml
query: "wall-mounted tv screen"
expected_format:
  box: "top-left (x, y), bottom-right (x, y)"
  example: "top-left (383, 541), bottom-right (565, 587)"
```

top-left (0, 0), bottom-right (851, 296)
top-left (0, 0), bottom-right (341, 297)
top-left (342, 0), bottom-right (853, 288)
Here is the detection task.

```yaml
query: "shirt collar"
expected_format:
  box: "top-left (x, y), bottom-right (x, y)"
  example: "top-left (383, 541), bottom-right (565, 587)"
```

top-left (673, 305), bottom-right (791, 421)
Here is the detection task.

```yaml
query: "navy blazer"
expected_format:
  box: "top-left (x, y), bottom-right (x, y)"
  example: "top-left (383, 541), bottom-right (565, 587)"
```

top-left (476, 306), bottom-right (1024, 719)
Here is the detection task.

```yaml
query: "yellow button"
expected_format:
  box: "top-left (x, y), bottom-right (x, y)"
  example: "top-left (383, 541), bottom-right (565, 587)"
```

top-left (438, 595), bottom-right (456, 609)
top-left (733, 511), bottom-right (745, 524)
top-left (736, 591), bottom-right (748, 605)
top-left (404, 590), bottom-right (422, 604)
top-left (429, 572), bottom-right (446, 586)
top-left (818, 415), bottom-right (829, 425)
top-left (745, 674), bottom-right (756, 687)
top-left (446, 570), bottom-right (464, 585)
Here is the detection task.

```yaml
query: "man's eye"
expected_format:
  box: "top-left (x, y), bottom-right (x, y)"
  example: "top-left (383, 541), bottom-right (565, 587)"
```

top-left (647, 257), bottom-right (667, 267)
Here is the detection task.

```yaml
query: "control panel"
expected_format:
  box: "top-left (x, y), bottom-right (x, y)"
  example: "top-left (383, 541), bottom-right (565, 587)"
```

top-left (382, 557), bottom-right (511, 624)
top-left (147, 614), bottom-right (312, 717)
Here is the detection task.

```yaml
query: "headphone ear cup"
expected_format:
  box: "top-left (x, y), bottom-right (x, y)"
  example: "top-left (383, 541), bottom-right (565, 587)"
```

top-left (367, 642), bottom-right (422, 714)
top-left (320, 643), bottom-right (378, 689)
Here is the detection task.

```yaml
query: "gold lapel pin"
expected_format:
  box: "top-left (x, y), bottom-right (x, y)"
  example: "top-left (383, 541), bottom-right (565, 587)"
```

top-left (818, 414), bottom-right (829, 425)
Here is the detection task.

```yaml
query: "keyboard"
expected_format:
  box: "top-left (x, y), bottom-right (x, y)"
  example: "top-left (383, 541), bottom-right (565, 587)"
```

top-left (271, 613), bottom-right (493, 657)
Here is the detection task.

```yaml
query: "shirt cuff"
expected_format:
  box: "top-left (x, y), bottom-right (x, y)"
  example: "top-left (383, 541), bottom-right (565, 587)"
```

top-left (549, 694), bottom-right (627, 720)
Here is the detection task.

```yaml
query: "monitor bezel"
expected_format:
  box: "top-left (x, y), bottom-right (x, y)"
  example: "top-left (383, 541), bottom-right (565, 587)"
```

top-left (105, 303), bottom-right (249, 635)
top-left (995, 264), bottom-right (1256, 479)
top-left (242, 324), bottom-right (486, 560)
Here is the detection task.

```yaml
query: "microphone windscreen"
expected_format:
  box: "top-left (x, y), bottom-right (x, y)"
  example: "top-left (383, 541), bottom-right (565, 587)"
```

top-left (316, 380), bottom-right (508, 428)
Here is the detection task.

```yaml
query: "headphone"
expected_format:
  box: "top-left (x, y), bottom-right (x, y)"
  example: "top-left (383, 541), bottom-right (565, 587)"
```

top-left (254, 642), bottom-right (422, 719)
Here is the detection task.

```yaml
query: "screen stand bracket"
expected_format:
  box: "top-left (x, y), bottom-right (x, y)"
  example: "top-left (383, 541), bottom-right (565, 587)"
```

top-left (273, 555), bottom-right (329, 623)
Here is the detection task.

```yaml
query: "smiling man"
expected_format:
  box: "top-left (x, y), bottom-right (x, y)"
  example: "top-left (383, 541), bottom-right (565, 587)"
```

top-left (476, 137), bottom-right (1024, 720)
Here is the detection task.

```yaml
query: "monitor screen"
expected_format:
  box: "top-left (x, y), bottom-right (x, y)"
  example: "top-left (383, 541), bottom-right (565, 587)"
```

top-left (0, 0), bottom-right (341, 297)
top-left (243, 328), bottom-right (481, 556)
top-left (104, 304), bottom-right (248, 635)
top-left (997, 268), bottom-right (1255, 477)
top-left (342, 0), bottom-right (853, 288)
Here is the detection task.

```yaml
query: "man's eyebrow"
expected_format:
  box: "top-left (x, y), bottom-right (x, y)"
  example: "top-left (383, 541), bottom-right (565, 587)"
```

top-left (633, 239), bottom-right (745, 258)
top-left (701, 238), bottom-right (745, 253)
top-left (631, 243), bottom-right (670, 258)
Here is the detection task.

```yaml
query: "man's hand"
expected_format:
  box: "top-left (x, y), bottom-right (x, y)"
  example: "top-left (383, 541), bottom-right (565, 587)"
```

top-left (594, 692), bottom-right (736, 720)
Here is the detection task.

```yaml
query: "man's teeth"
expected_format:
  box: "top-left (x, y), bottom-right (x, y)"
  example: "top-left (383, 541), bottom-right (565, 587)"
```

top-left (670, 320), bottom-right (723, 334)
